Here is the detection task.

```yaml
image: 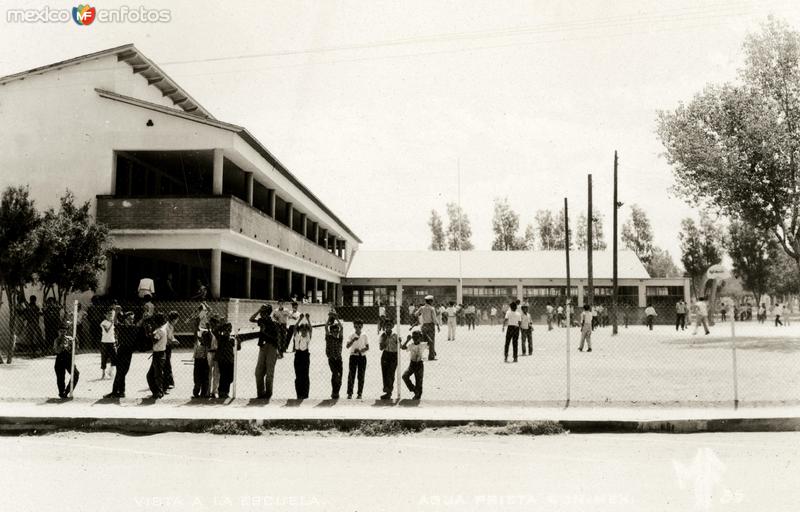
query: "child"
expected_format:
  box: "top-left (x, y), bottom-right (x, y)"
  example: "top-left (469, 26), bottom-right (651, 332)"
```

top-left (252, 304), bottom-right (279, 400)
top-left (108, 311), bottom-right (136, 398)
top-left (216, 321), bottom-right (240, 399)
top-left (346, 320), bottom-right (369, 399)
top-left (578, 304), bottom-right (593, 352)
top-left (99, 309), bottom-right (117, 379)
top-left (146, 313), bottom-right (170, 399)
top-left (193, 317), bottom-right (210, 398)
top-left (325, 311), bottom-right (344, 399)
top-left (379, 321), bottom-right (399, 400)
top-left (644, 304), bottom-right (658, 331)
top-left (293, 314), bottom-right (312, 399)
top-left (54, 322), bottom-right (80, 399)
top-left (519, 305), bottom-right (533, 356)
top-left (502, 301), bottom-right (521, 363)
top-left (401, 329), bottom-right (427, 400)
top-left (206, 316), bottom-right (221, 398)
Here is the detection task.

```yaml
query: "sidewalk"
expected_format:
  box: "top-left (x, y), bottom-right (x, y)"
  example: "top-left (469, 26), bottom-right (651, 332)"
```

top-left (1, 398), bottom-right (798, 434)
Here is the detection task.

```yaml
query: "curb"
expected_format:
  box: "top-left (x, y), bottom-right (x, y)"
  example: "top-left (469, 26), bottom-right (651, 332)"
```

top-left (1, 415), bottom-right (798, 435)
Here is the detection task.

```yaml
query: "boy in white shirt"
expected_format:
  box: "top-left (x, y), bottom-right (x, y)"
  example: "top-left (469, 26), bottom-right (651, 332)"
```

top-left (502, 302), bottom-right (522, 363)
top-left (100, 309), bottom-right (117, 379)
top-left (346, 320), bottom-right (369, 399)
top-left (446, 301), bottom-right (458, 341)
top-left (578, 304), bottom-right (593, 352)
top-left (692, 297), bottom-right (710, 335)
top-left (644, 304), bottom-right (658, 331)
top-left (402, 330), bottom-right (427, 400)
top-left (520, 305), bottom-right (533, 356)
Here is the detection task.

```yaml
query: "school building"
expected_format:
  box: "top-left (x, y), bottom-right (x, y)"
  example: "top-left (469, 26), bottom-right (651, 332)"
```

top-left (0, 44), bottom-right (360, 305)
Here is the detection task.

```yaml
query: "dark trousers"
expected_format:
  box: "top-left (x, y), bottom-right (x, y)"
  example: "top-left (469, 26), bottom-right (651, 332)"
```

top-left (381, 351), bottom-right (398, 394)
top-left (521, 328), bottom-right (532, 355)
top-left (54, 352), bottom-right (79, 397)
top-left (328, 357), bottom-right (343, 398)
top-left (504, 326), bottom-right (520, 361)
top-left (294, 350), bottom-right (310, 399)
top-left (347, 354), bottom-right (367, 397)
top-left (402, 360), bottom-right (424, 398)
top-left (100, 343), bottom-right (117, 370)
top-left (218, 360), bottom-right (234, 398)
top-left (146, 351), bottom-right (166, 397)
top-left (193, 357), bottom-right (209, 397)
top-left (647, 315), bottom-right (655, 330)
top-left (776, 315), bottom-right (783, 326)
top-left (422, 323), bottom-right (436, 360)
top-left (164, 346), bottom-right (174, 388)
top-left (255, 343), bottom-right (278, 399)
top-left (112, 347), bottom-right (132, 395)
top-left (676, 313), bottom-right (686, 330)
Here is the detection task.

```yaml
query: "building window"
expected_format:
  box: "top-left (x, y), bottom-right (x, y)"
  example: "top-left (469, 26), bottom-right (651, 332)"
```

top-left (362, 289), bottom-right (374, 306)
top-left (344, 288), bottom-right (355, 306)
top-left (374, 287), bottom-right (396, 307)
top-left (646, 287), bottom-right (669, 296)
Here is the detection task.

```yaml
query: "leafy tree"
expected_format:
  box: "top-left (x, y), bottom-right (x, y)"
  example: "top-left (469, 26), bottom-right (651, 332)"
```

top-left (428, 210), bottom-right (446, 251)
top-left (521, 224), bottom-right (536, 250)
top-left (0, 186), bottom-right (47, 362)
top-left (647, 247), bottom-right (682, 278)
top-left (621, 204), bottom-right (654, 265)
top-left (445, 202), bottom-right (474, 251)
top-left (679, 213), bottom-right (725, 297)
top-left (552, 206), bottom-right (574, 251)
top-left (658, 17), bottom-right (800, 287)
top-left (726, 219), bottom-right (778, 301)
top-left (766, 249), bottom-right (800, 298)
top-left (576, 211), bottom-right (607, 250)
top-left (491, 197), bottom-right (522, 250)
top-left (37, 191), bottom-right (112, 307)
top-left (534, 209), bottom-right (556, 250)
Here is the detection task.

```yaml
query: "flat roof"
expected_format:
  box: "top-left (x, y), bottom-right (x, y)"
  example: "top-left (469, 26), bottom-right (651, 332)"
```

top-left (345, 250), bottom-right (653, 280)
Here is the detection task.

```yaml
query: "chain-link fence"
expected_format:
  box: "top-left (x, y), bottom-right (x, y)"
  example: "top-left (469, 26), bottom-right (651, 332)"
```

top-left (0, 296), bottom-right (797, 405)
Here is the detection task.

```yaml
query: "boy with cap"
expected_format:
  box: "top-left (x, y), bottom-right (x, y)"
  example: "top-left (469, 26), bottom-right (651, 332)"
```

top-left (346, 320), bottom-right (369, 399)
top-left (401, 329), bottom-right (427, 400)
top-left (54, 322), bottom-right (80, 399)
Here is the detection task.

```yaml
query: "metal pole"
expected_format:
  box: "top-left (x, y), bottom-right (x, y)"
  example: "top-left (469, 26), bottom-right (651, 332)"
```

top-left (232, 299), bottom-right (240, 400)
top-left (396, 283), bottom-right (403, 401)
top-left (730, 304), bottom-right (739, 409)
top-left (69, 300), bottom-right (78, 398)
top-left (612, 151), bottom-right (619, 335)
top-left (587, 174), bottom-right (594, 308)
top-left (564, 197), bottom-right (571, 407)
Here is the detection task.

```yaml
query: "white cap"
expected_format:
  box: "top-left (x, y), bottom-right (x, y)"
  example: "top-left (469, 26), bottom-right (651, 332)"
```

top-left (425, 295), bottom-right (434, 300)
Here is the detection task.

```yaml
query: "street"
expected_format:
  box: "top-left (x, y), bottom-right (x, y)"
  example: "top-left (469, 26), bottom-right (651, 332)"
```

top-left (2, 431), bottom-right (798, 511)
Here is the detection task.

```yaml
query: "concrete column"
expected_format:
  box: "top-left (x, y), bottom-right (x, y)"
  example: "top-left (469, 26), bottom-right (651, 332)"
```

top-left (683, 279), bottom-right (691, 304)
top-left (267, 264), bottom-right (275, 300)
top-left (457, 281), bottom-right (464, 304)
top-left (516, 283), bottom-right (524, 303)
top-left (301, 274), bottom-right (307, 300)
top-left (322, 229), bottom-right (329, 249)
top-left (396, 283), bottom-right (403, 323)
top-left (212, 148), bottom-right (224, 195)
top-left (638, 283), bottom-right (647, 307)
top-left (210, 249), bottom-right (222, 298)
top-left (336, 283), bottom-right (343, 306)
top-left (243, 258), bottom-right (252, 299)
top-left (268, 189), bottom-right (276, 218)
top-left (332, 236), bottom-right (338, 256)
top-left (245, 173), bottom-right (254, 206)
top-left (287, 270), bottom-right (293, 299)
top-left (314, 224), bottom-right (320, 245)
top-left (577, 282), bottom-right (584, 307)
top-left (312, 277), bottom-right (318, 302)
top-left (287, 203), bottom-right (294, 230)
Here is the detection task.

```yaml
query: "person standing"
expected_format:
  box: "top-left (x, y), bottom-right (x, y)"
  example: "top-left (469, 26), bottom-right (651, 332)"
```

top-left (379, 321), bottom-right (399, 400)
top-left (54, 322), bottom-right (80, 399)
top-left (401, 329), bottom-right (427, 400)
top-left (407, 303), bottom-right (416, 326)
top-left (465, 304), bottom-right (476, 330)
top-left (346, 320), bottom-right (369, 399)
top-left (108, 311), bottom-right (136, 398)
top-left (556, 304), bottom-right (565, 328)
top-left (216, 321), bottom-right (240, 399)
top-left (519, 304), bottom-right (533, 356)
top-left (325, 311), bottom-right (344, 399)
top-left (545, 302), bottom-right (554, 331)
top-left (99, 309), bottom-right (117, 379)
top-left (251, 305), bottom-right (279, 400)
top-left (272, 301), bottom-right (291, 358)
top-left (417, 295), bottom-right (440, 361)
top-left (377, 302), bottom-right (387, 333)
top-left (286, 302), bottom-right (301, 353)
top-left (692, 297), bottom-right (711, 336)
top-left (644, 304), bottom-right (657, 331)
top-left (25, 295), bottom-right (44, 354)
top-left (292, 315), bottom-right (312, 399)
top-left (489, 306), bottom-right (498, 326)
top-left (758, 303), bottom-right (767, 324)
top-left (146, 313), bottom-right (168, 399)
top-left (675, 300), bottom-right (687, 331)
top-left (446, 301), bottom-right (458, 341)
top-left (578, 304), bottom-right (593, 352)
top-left (720, 304), bottom-right (728, 322)
top-left (192, 318), bottom-right (210, 399)
top-left (502, 301), bottom-right (521, 363)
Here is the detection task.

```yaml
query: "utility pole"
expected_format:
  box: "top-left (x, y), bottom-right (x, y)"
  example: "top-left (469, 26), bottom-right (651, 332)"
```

top-left (612, 151), bottom-right (619, 335)
top-left (565, 198), bottom-right (571, 306)
top-left (587, 174), bottom-right (594, 309)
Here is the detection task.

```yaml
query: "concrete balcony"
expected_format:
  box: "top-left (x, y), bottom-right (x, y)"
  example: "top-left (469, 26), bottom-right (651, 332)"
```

top-left (96, 195), bottom-right (347, 275)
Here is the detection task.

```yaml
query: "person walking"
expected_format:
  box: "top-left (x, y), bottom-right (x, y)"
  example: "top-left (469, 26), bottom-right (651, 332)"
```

top-left (251, 305), bottom-right (279, 400)
top-left (446, 301), bottom-right (458, 341)
top-left (578, 304), bottom-right (593, 352)
top-left (519, 304), bottom-right (533, 356)
top-left (675, 300), bottom-right (687, 331)
top-left (292, 314), bottom-right (312, 399)
top-left (417, 295), bottom-right (440, 361)
top-left (645, 304), bottom-right (657, 330)
top-left (346, 320), bottom-right (369, 399)
top-left (379, 321), bottom-right (399, 400)
top-left (401, 329), bottom-right (427, 400)
top-left (502, 301), bottom-right (521, 363)
top-left (692, 297), bottom-right (711, 336)
top-left (775, 302), bottom-right (784, 327)
top-left (53, 322), bottom-right (80, 399)
top-left (325, 311), bottom-right (344, 399)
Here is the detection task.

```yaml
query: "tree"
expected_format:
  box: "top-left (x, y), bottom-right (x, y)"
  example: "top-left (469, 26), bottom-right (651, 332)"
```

top-left (658, 17), bottom-right (800, 288)
top-left (766, 249), bottom-right (800, 298)
top-left (445, 202), bottom-right (474, 251)
top-left (621, 204), bottom-right (654, 265)
top-left (0, 186), bottom-right (47, 362)
top-left (428, 210), bottom-right (446, 251)
top-left (534, 209), bottom-right (556, 250)
top-left (576, 211), bottom-right (607, 250)
top-left (552, 206), bottom-right (574, 250)
top-left (679, 213), bottom-right (725, 297)
top-left (521, 224), bottom-right (536, 250)
top-left (37, 191), bottom-right (112, 307)
top-left (491, 197), bottom-right (522, 250)
top-left (726, 219), bottom-right (777, 301)
top-left (647, 247), bottom-right (682, 278)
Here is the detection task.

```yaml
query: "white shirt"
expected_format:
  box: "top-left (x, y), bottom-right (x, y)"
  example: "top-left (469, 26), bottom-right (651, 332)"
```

top-left (546, 305), bottom-right (554, 315)
top-left (295, 332), bottom-right (311, 351)
top-left (137, 278), bottom-right (155, 298)
top-left (446, 306), bottom-right (457, 320)
top-left (504, 309), bottom-right (522, 326)
top-left (490, 308), bottom-right (497, 316)
top-left (348, 333), bottom-right (368, 355)
top-left (520, 312), bottom-right (532, 329)
top-left (379, 306), bottom-right (386, 317)
top-left (100, 320), bottom-right (115, 344)
top-left (557, 306), bottom-right (564, 314)
top-left (406, 341), bottom-right (427, 362)
top-left (695, 301), bottom-right (708, 317)
top-left (775, 305), bottom-right (784, 315)
top-left (645, 306), bottom-right (657, 316)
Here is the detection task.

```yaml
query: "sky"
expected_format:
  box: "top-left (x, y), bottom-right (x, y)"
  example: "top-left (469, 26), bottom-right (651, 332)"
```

top-left (3, 0), bottom-right (800, 266)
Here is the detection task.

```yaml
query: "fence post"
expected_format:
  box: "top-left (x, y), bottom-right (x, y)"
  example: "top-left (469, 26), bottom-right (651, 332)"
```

top-left (730, 310), bottom-right (739, 409)
top-left (233, 299), bottom-right (240, 400)
top-left (395, 284), bottom-right (402, 401)
top-left (565, 301), bottom-right (571, 408)
top-left (69, 299), bottom-right (78, 398)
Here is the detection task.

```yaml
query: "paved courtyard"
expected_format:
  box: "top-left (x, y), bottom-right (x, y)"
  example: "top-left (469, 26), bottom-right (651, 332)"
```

top-left (0, 322), bottom-right (797, 404)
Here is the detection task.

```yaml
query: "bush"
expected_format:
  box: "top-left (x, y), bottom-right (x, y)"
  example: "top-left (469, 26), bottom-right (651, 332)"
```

top-left (204, 420), bottom-right (263, 436)
top-left (498, 421), bottom-right (565, 436)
